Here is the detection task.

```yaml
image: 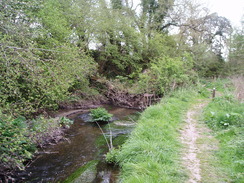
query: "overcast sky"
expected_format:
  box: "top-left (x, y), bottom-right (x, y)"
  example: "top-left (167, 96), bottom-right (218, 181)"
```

top-left (203, 0), bottom-right (243, 27)
top-left (132, 0), bottom-right (243, 28)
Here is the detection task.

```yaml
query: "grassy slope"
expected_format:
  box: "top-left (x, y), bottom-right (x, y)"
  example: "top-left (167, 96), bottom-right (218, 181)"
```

top-left (112, 88), bottom-right (199, 183)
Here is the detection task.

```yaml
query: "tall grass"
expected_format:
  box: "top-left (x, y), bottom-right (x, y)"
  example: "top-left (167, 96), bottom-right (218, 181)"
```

top-left (203, 79), bottom-right (244, 182)
top-left (107, 87), bottom-right (199, 182)
top-left (231, 76), bottom-right (244, 102)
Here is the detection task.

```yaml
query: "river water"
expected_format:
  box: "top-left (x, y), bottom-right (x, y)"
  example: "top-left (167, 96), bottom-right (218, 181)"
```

top-left (15, 105), bottom-right (139, 183)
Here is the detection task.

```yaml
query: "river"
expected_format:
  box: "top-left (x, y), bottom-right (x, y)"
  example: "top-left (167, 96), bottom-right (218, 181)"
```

top-left (15, 105), bottom-right (139, 183)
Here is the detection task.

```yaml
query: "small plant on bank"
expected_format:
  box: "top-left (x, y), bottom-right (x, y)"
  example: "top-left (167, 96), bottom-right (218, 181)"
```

top-left (106, 148), bottom-right (120, 164)
top-left (90, 108), bottom-right (114, 150)
top-left (90, 108), bottom-right (113, 122)
top-left (59, 117), bottom-right (73, 128)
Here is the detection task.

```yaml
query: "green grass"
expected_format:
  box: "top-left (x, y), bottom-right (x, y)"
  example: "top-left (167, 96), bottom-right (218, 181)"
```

top-left (201, 78), bottom-right (233, 92)
top-left (203, 89), bottom-right (244, 182)
top-left (107, 87), bottom-right (199, 182)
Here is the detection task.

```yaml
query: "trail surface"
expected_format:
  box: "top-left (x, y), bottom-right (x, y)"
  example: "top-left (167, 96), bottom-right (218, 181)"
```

top-left (180, 101), bottom-right (210, 183)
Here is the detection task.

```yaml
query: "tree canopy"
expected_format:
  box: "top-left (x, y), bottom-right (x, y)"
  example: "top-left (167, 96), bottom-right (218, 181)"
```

top-left (0, 0), bottom-right (242, 115)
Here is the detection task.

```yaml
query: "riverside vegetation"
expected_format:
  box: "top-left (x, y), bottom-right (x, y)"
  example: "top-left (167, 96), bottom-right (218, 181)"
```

top-left (106, 87), bottom-right (200, 182)
top-left (106, 78), bottom-right (243, 182)
top-left (0, 0), bottom-right (243, 181)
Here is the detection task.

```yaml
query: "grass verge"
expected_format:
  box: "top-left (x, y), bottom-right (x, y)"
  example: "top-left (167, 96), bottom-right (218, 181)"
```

top-left (203, 79), bottom-right (244, 182)
top-left (106, 87), bottom-right (199, 182)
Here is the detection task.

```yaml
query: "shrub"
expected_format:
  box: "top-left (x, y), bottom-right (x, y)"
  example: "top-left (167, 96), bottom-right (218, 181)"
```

top-left (0, 113), bottom-right (35, 171)
top-left (0, 111), bottom-right (69, 174)
top-left (137, 53), bottom-right (196, 95)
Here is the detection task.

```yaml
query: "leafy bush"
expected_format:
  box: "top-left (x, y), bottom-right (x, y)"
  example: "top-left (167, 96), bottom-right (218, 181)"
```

top-left (0, 111), bottom-right (69, 174)
top-left (0, 113), bottom-right (35, 171)
top-left (137, 53), bottom-right (196, 95)
top-left (89, 108), bottom-right (113, 122)
top-left (0, 0), bottom-right (97, 117)
top-left (106, 148), bottom-right (120, 163)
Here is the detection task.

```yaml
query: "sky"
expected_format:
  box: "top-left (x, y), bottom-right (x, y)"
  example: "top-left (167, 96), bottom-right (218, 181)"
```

top-left (132, 0), bottom-right (244, 28)
top-left (203, 0), bottom-right (243, 28)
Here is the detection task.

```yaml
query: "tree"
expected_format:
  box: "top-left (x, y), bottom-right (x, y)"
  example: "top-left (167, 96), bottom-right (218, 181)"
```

top-left (0, 0), bottom-right (97, 116)
top-left (140, 0), bottom-right (174, 32)
top-left (89, 0), bottom-right (144, 77)
top-left (169, 0), bottom-right (232, 76)
top-left (227, 18), bottom-right (244, 75)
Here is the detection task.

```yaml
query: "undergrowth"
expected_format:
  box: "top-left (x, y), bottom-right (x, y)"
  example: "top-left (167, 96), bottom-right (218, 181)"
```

top-left (203, 79), bottom-right (244, 182)
top-left (106, 87), bottom-right (199, 182)
top-left (0, 111), bottom-right (73, 177)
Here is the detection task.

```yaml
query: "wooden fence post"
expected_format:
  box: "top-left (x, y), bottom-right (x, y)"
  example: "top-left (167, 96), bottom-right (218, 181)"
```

top-left (212, 88), bottom-right (216, 98)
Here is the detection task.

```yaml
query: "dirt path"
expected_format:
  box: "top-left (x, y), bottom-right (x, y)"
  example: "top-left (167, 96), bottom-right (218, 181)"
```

top-left (180, 101), bottom-right (210, 183)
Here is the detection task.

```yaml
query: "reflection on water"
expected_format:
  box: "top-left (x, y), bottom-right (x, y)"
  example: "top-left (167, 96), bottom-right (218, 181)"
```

top-left (15, 105), bottom-right (139, 183)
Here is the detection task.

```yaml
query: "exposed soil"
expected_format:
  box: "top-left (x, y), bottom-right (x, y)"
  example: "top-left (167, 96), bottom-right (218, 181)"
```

top-left (106, 86), bottom-right (159, 109)
top-left (180, 101), bottom-right (210, 183)
top-left (58, 96), bottom-right (109, 110)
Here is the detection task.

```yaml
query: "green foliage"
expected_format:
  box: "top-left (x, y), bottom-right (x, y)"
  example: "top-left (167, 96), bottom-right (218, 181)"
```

top-left (204, 95), bottom-right (243, 129)
top-left (0, 112), bottom-right (35, 170)
top-left (226, 27), bottom-right (244, 75)
top-left (37, 0), bottom-right (71, 42)
top-left (59, 117), bottom-right (73, 128)
top-left (106, 147), bottom-right (120, 163)
top-left (146, 33), bottom-right (179, 59)
top-left (203, 93), bottom-right (244, 182)
top-left (92, 4), bottom-right (143, 77)
top-left (137, 53), bottom-right (197, 94)
top-left (108, 88), bottom-right (198, 182)
top-left (0, 0), bottom-right (97, 116)
top-left (203, 78), bottom-right (233, 92)
top-left (0, 109), bottom-right (70, 172)
top-left (89, 108), bottom-right (113, 122)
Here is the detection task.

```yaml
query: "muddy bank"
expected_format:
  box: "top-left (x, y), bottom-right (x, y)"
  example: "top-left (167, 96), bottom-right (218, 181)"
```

top-left (62, 78), bottom-right (159, 110)
top-left (57, 91), bottom-right (157, 112)
top-left (58, 95), bottom-right (109, 110)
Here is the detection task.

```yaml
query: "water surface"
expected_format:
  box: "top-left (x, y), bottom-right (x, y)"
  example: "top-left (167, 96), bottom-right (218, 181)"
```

top-left (15, 105), bottom-right (139, 182)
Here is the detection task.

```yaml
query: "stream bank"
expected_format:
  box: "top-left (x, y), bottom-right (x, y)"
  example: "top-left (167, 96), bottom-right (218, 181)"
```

top-left (107, 88), bottom-right (199, 182)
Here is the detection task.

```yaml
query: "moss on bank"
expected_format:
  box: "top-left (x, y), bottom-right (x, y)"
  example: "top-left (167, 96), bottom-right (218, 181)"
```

top-left (63, 160), bottom-right (99, 183)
